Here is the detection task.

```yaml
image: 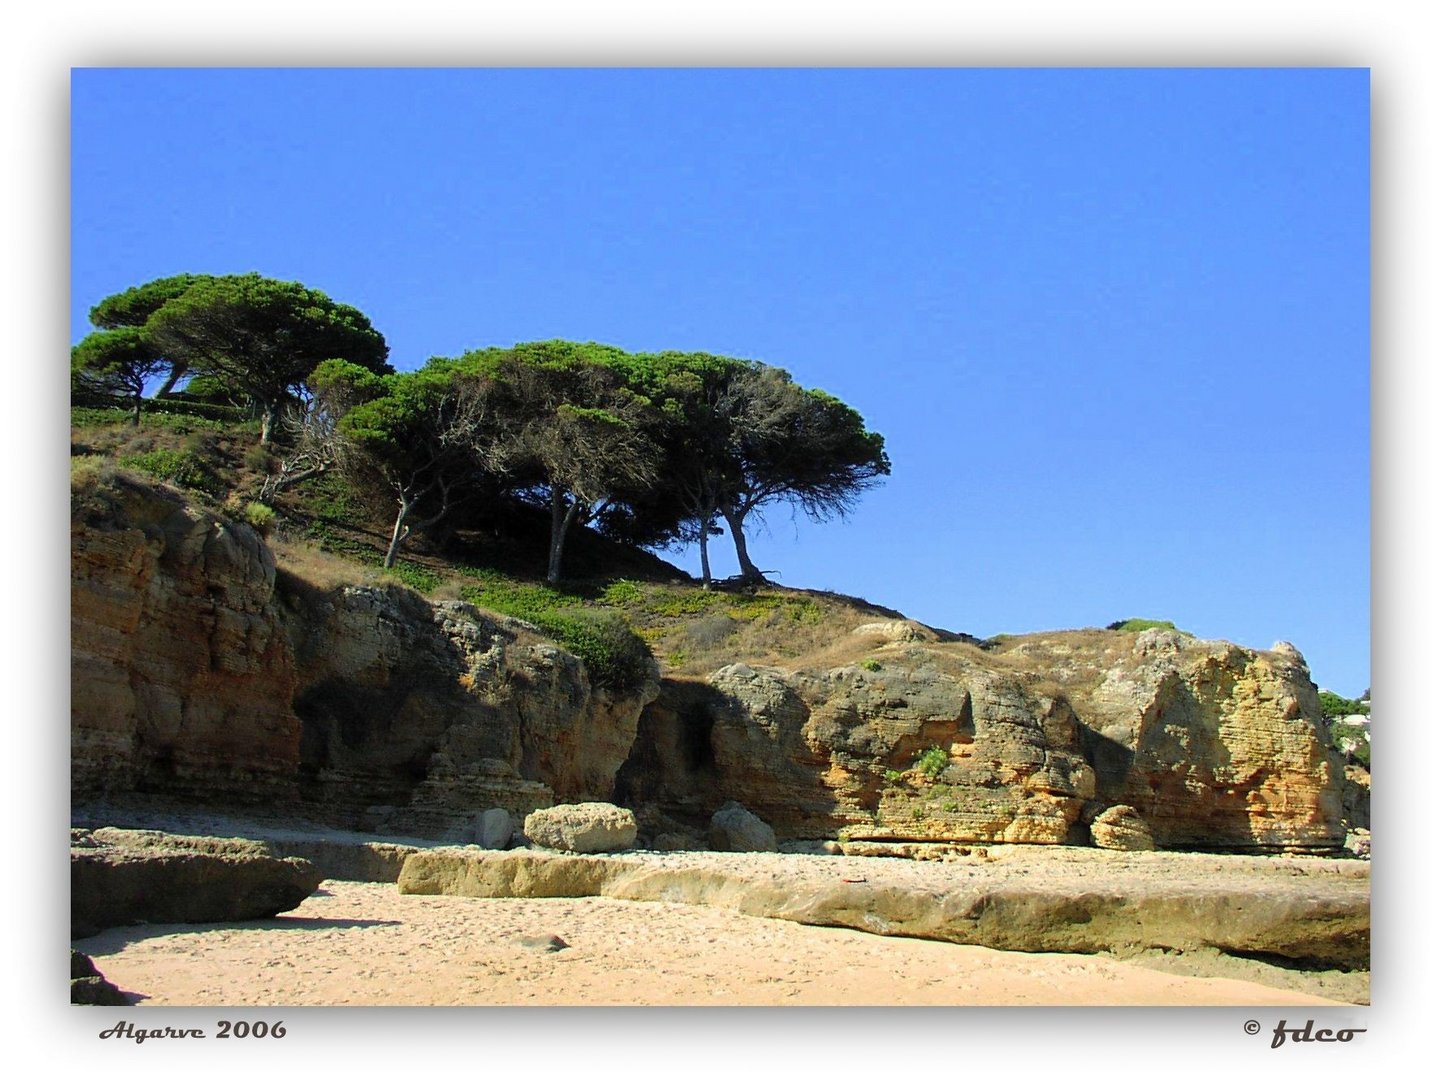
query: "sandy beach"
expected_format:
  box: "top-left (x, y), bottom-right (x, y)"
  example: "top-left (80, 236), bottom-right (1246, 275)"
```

top-left (78, 879), bottom-right (1360, 1008)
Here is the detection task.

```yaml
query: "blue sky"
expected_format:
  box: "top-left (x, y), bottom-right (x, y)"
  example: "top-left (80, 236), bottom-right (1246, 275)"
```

top-left (70, 67), bottom-right (1370, 695)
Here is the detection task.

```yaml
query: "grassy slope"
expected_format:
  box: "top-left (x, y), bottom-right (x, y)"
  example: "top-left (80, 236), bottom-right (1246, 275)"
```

top-left (70, 406), bottom-right (930, 681)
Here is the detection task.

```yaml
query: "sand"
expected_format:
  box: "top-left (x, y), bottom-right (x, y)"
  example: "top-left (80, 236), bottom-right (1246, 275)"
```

top-left (78, 880), bottom-right (1356, 1007)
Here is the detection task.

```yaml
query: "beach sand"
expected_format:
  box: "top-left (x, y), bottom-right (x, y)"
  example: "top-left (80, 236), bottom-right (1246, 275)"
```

top-left (78, 881), bottom-right (1357, 1007)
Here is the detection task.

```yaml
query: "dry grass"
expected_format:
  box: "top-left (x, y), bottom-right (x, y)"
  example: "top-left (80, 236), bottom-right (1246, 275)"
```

top-left (268, 537), bottom-right (388, 592)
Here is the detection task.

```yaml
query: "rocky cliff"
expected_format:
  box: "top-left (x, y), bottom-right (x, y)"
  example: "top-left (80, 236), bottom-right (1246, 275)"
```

top-left (72, 476), bottom-right (1347, 852)
top-left (71, 475), bottom-right (661, 834)
top-left (616, 623), bottom-right (1346, 852)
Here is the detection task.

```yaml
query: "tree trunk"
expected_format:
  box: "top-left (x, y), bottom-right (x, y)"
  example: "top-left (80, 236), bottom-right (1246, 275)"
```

top-left (720, 502), bottom-right (763, 582)
top-left (154, 367), bottom-right (185, 399)
top-left (130, 390), bottom-right (143, 426)
top-left (547, 488), bottom-right (583, 585)
top-left (384, 496), bottom-right (413, 569)
top-left (699, 517), bottom-right (712, 588)
top-left (259, 401), bottom-right (280, 446)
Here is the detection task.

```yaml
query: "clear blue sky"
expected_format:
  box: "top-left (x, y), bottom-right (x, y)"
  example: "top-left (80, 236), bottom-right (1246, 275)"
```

top-left (70, 67), bottom-right (1370, 695)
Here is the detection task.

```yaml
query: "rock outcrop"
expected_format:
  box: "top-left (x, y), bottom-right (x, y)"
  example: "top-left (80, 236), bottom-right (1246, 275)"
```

top-left (71, 477), bottom-right (300, 803)
top-left (71, 476), bottom-right (660, 838)
top-left (71, 828), bottom-right (324, 937)
top-left (396, 846), bottom-right (1370, 970)
top-left (72, 475), bottom-right (1347, 855)
top-left (617, 628), bottom-right (1346, 852)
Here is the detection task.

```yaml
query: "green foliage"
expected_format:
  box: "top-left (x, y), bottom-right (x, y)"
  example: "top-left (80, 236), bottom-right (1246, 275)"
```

top-left (860, 658), bottom-right (883, 672)
top-left (117, 448), bottom-right (221, 495)
top-left (1329, 720), bottom-right (1370, 767)
top-left (1107, 618), bottom-right (1188, 634)
top-left (459, 580), bottom-right (652, 693)
top-left (385, 560), bottom-right (443, 594)
top-left (242, 501), bottom-right (276, 534)
top-left (598, 579), bottom-right (644, 607)
top-left (643, 589), bottom-right (729, 618)
top-left (914, 746), bottom-right (949, 780)
top-left (141, 273), bottom-right (391, 443)
top-left (460, 573), bottom-right (579, 623)
top-left (884, 769), bottom-right (904, 783)
top-left (71, 326), bottom-right (168, 417)
top-left (89, 273), bottom-right (213, 330)
top-left (1318, 691), bottom-right (1370, 719)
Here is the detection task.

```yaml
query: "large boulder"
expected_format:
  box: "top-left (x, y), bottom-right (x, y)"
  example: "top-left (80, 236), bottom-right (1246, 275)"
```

top-left (523, 803), bottom-right (637, 853)
top-left (71, 828), bottom-right (324, 937)
top-left (709, 801), bottom-right (777, 852)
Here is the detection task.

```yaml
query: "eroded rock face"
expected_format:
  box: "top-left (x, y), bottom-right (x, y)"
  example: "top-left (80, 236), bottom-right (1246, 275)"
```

top-left (71, 477), bottom-right (660, 837)
top-left (618, 628), bottom-right (1345, 852)
top-left (71, 477), bottom-right (300, 803)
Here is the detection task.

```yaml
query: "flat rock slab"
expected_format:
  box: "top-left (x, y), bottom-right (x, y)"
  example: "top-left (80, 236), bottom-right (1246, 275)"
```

top-left (72, 828), bottom-right (325, 937)
top-left (397, 846), bottom-right (1369, 970)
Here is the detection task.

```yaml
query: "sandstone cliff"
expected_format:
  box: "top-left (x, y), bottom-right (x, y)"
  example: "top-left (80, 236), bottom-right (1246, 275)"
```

top-left (72, 476), bottom-right (1347, 852)
top-left (71, 475), bottom-right (660, 834)
top-left (616, 624), bottom-right (1345, 852)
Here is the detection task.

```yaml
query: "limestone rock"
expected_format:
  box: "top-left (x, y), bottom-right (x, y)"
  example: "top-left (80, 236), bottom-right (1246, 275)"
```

top-left (523, 802), bottom-right (638, 853)
top-left (850, 620), bottom-right (937, 644)
top-left (70, 475), bottom-right (659, 839)
top-left (619, 627), bottom-right (1346, 854)
top-left (71, 828), bottom-right (323, 937)
top-left (395, 846), bottom-right (1369, 970)
top-left (708, 801), bottom-right (778, 852)
top-left (1090, 805), bottom-right (1155, 851)
top-left (472, 808), bottom-right (514, 850)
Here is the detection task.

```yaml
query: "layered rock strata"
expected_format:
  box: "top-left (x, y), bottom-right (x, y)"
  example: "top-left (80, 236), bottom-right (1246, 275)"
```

top-left (71, 477), bottom-right (660, 836)
top-left (618, 628), bottom-right (1346, 852)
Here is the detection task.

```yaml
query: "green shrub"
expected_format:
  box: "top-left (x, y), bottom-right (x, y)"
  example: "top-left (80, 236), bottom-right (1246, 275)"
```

top-left (531, 607), bottom-right (654, 695)
top-left (860, 658), bottom-right (882, 672)
top-left (1107, 618), bottom-right (1185, 634)
top-left (599, 579), bottom-right (644, 607)
top-left (242, 501), bottom-right (277, 535)
top-left (117, 448), bottom-right (220, 495)
top-left (884, 769), bottom-right (904, 783)
top-left (914, 746), bottom-right (948, 780)
top-left (460, 583), bottom-right (653, 694)
top-left (1318, 690), bottom-right (1370, 719)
